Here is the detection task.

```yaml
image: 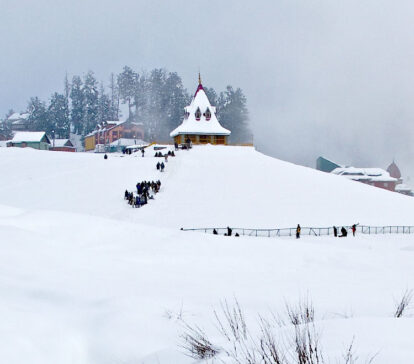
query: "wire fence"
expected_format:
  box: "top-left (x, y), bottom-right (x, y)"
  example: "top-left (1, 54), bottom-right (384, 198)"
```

top-left (181, 225), bottom-right (414, 238)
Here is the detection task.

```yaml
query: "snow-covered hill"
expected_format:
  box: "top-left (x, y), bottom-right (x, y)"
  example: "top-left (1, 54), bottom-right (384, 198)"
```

top-left (0, 146), bottom-right (413, 363)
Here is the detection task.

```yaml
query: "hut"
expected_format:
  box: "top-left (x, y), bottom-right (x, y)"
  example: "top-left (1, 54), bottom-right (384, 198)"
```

top-left (50, 139), bottom-right (76, 152)
top-left (9, 132), bottom-right (51, 150)
top-left (170, 75), bottom-right (230, 145)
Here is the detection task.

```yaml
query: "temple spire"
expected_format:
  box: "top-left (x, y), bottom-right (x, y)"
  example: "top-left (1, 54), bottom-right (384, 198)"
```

top-left (198, 72), bottom-right (202, 85)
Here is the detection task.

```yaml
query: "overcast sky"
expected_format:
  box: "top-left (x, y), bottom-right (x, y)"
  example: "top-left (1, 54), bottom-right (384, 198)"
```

top-left (1, 0), bottom-right (414, 180)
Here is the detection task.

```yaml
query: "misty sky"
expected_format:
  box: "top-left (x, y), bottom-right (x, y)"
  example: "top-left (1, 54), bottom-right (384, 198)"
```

top-left (1, 0), bottom-right (414, 180)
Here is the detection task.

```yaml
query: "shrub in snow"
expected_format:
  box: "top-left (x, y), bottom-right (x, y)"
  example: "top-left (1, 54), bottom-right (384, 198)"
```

top-left (394, 289), bottom-right (413, 318)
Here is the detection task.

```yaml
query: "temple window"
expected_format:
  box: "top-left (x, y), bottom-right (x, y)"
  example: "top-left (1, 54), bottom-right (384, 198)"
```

top-left (195, 107), bottom-right (201, 120)
top-left (204, 107), bottom-right (211, 121)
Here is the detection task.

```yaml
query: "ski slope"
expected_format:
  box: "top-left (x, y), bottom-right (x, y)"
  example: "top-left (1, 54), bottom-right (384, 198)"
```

top-left (0, 146), bottom-right (413, 363)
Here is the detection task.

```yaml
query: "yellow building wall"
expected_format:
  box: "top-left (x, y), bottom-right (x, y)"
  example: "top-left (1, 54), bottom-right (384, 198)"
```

top-left (84, 135), bottom-right (96, 151)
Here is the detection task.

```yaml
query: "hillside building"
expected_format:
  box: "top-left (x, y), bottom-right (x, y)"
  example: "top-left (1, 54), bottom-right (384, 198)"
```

top-left (9, 132), bottom-right (51, 150)
top-left (8, 112), bottom-right (30, 131)
top-left (50, 139), bottom-right (76, 152)
top-left (84, 120), bottom-right (144, 152)
top-left (170, 75), bottom-right (231, 145)
top-left (331, 167), bottom-right (398, 191)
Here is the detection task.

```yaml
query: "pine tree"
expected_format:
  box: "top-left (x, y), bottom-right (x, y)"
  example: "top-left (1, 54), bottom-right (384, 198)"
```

top-left (117, 66), bottom-right (138, 119)
top-left (70, 75), bottom-right (84, 135)
top-left (163, 72), bottom-right (190, 140)
top-left (82, 71), bottom-right (99, 134)
top-left (27, 97), bottom-right (48, 132)
top-left (218, 86), bottom-right (251, 143)
top-left (97, 83), bottom-right (112, 124)
top-left (48, 93), bottom-right (70, 138)
top-left (109, 73), bottom-right (120, 120)
top-left (0, 110), bottom-right (14, 139)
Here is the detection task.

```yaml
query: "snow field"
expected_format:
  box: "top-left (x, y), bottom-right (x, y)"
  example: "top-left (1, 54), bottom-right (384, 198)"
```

top-left (0, 146), bottom-right (413, 363)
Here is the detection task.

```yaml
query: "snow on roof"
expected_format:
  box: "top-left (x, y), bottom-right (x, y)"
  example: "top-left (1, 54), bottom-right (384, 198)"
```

top-left (8, 112), bottom-right (29, 121)
top-left (331, 167), bottom-right (397, 182)
top-left (52, 139), bottom-right (73, 147)
top-left (170, 83), bottom-right (231, 137)
top-left (395, 183), bottom-right (412, 192)
top-left (12, 132), bottom-right (49, 143)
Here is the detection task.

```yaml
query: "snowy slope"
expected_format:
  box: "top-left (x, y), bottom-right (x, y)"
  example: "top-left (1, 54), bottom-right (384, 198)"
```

top-left (0, 146), bottom-right (413, 363)
top-left (1, 145), bottom-right (414, 227)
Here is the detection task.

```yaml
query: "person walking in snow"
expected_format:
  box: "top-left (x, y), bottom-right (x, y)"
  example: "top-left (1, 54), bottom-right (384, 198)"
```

top-left (296, 224), bottom-right (301, 239)
top-left (156, 162), bottom-right (160, 170)
top-left (164, 154), bottom-right (168, 163)
top-left (213, 229), bottom-right (218, 235)
top-left (351, 224), bottom-right (357, 237)
top-left (141, 149), bottom-right (145, 157)
top-left (160, 162), bottom-right (165, 172)
top-left (340, 226), bottom-right (348, 237)
top-left (174, 142), bottom-right (179, 151)
top-left (333, 226), bottom-right (338, 237)
top-left (104, 154), bottom-right (108, 160)
top-left (227, 226), bottom-right (232, 236)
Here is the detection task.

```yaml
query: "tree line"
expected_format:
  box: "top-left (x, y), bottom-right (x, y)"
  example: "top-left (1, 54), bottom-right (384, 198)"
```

top-left (1, 67), bottom-right (251, 143)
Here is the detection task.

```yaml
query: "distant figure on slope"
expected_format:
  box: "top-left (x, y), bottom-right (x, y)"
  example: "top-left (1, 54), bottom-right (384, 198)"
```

top-left (160, 162), bottom-right (165, 172)
top-left (164, 154), bottom-right (168, 163)
top-left (124, 190), bottom-right (129, 200)
top-left (141, 149), bottom-right (145, 157)
top-left (104, 154), bottom-right (108, 160)
top-left (339, 227), bottom-right (348, 237)
top-left (296, 224), bottom-right (301, 239)
top-left (235, 232), bottom-right (240, 237)
top-left (156, 162), bottom-right (161, 170)
top-left (227, 226), bottom-right (232, 236)
top-left (351, 224), bottom-right (357, 237)
top-left (333, 226), bottom-right (338, 237)
top-left (174, 142), bottom-right (179, 151)
top-left (213, 229), bottom-right (218, 235)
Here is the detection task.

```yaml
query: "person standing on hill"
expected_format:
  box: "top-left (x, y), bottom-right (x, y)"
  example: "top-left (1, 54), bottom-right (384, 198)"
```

top-left (351, 224), bottom-right (357, 237)
top-left (141, 149), bottom-right (145, 157)
top-left (296, 224), bottom-right (301, 239)
top-left (156, 162), bottom-right (160, 170)
top-left (333, 226), bottom-right (338, 237)
top-left (160, 162), bottom-right (165, 172)
top-left (227, 226), bottom-right (232, 236)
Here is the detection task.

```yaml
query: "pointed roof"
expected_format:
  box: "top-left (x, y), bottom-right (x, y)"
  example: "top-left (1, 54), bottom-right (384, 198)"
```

top-left (387, 161), bottom-right (401, 179)
top-left (170, 76), bottom-right (231, 137)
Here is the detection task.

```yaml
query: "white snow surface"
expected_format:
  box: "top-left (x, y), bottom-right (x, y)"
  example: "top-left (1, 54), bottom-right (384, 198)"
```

top-left (170, 87), bottom-right (230, 137)
top-left (0, 145), bottom-right (413, 363)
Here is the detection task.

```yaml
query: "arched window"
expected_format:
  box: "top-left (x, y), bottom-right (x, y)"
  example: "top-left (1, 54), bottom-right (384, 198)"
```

top-left (195, 107), bottom-right (201, 121)
top-left (204, 107), bottom-right (211, 121)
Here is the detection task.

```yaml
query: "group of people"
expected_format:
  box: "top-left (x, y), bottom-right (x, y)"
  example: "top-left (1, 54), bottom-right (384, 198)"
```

top-left (295, 224), bottom-right (358, 239)
top-left (211, 227), bottom-right (240, 237)
top-left (124, 180), bottom-right (162, 208)
top-left (154, 150), bottom-right (175, 158)
top-left (333, 224), bottom-right (357, 237)
top-left (156, 161), bottom-right (165, 172)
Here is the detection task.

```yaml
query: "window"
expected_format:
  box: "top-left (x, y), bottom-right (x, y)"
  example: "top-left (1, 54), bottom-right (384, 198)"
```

top-left (215, 136), bottom-right (225, 145)
top-left (195, 107), bottom-right (201, 120)
top-left (204, 107), bottom-right (211, 121)
top-left (199, 135), bottom-right (211, 144)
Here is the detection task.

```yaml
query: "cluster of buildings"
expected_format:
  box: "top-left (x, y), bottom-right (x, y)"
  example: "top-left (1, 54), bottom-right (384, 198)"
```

top-left (317, 156), bottom-right (413, 196)
top-left (0, 75), bottom-right (232, 153)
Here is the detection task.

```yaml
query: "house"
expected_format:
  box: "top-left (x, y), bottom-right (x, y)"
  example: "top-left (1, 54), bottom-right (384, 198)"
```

top-left (9, 132), bottom-right (51, 150)
top-left (331, 167), bottom-right (398, 191)
top-left (49, 139), bottom-right (76, 152)
top-left (170, 75), bottom-right (231, 145)
top-left (84, 120), bottom-right (145, 152)
top-left (316, 156), bottom-right (341, 173)
top-left (8, 112), bottom-right (30, 131)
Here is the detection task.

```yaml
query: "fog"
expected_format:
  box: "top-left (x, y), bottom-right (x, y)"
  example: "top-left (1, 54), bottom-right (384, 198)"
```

top-left (1, 0), bottom-right (413, 180)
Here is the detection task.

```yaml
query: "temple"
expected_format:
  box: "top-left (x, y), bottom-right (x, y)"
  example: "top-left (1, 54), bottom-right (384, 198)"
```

top-left (170, 74), bottom-right (231, 145)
